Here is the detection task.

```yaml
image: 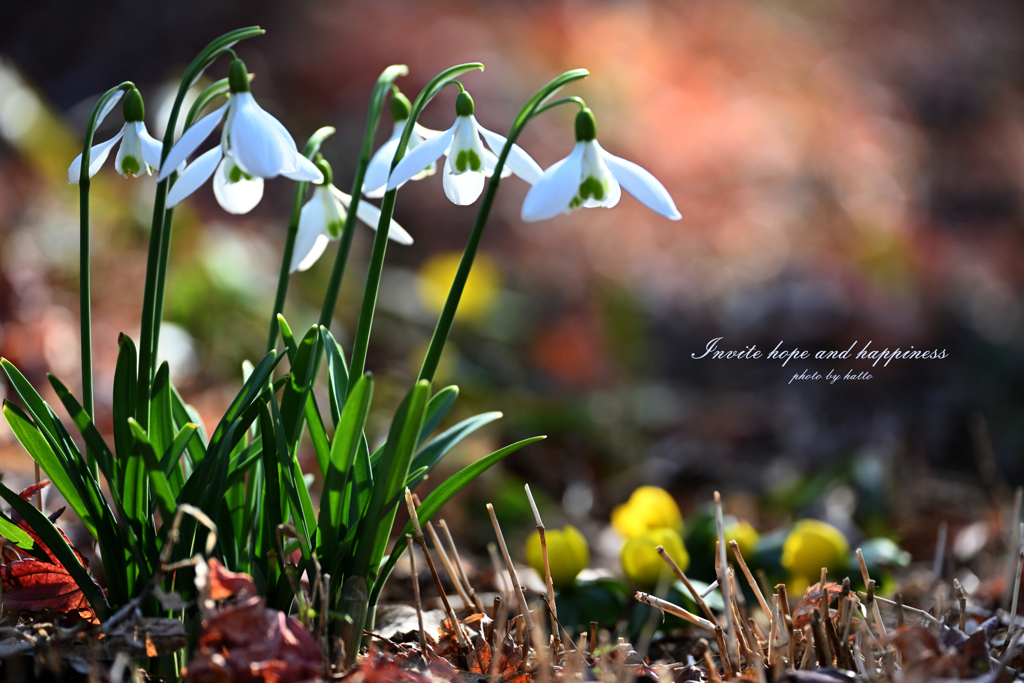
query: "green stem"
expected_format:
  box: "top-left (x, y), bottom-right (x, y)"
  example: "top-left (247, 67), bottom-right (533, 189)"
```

top-left (318, 66), bottom-right (410, 330)
top-left (136, 27), bottom-right (264, 429)
top-left (267, 126), bottom-right (337, 354)
top-left (346, 63), bottom-right (483, 399)
top-left (418, 69), bottom-right (590, 383)
top-left (78, 82), bottom-right (132, 479)
top-left (150, 206), bottom-right (175, 374)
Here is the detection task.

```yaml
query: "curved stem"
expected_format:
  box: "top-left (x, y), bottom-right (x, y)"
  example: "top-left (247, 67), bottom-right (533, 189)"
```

top-left (318, 65), bottom-right (409, 331)
top-left (136, 26), bottom-right (263, 429)
top-left (346, 63), bottom-right (483, 399)
top-left (265, 126), bottom-right (337, 353)
top-left (418, 69), bottom-right (589, 383)
top-left (78, 81), bottom-right (132, 479)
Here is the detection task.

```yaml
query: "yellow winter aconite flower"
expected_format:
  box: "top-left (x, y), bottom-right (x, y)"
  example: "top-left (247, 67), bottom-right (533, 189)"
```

top-left (781, 519), bottom-right (849, 580)
top-left (418, 251), bottom-right (501, 321)
top-left (525, 526), bottom-right (590, 588)
top-left (726, 521), bottom-right (760, 558)
top-left (620, 527), bottom-right (689, 587)
top-left (611, 486), bottom-right (682, 539)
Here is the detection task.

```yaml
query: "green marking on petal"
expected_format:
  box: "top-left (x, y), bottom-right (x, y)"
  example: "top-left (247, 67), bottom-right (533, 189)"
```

top-left (579, 176), bottom-right (605, 200)
top-left (327, 220), bottom-right (343, 239)
top-left (569, 196), bottom-right (583, 209)
top-left (121, 156), bottom-right (140, 176)
top-left (229, 164), bottom-right (254, 183)
top-left (468, 149), bottom-right (481, 171)
top-left (456, 150), bottom-right (469, 173)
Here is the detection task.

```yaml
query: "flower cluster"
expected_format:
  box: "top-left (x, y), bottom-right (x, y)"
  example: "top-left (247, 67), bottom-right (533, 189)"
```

top-left (613, 486), bottom-right (689, 587)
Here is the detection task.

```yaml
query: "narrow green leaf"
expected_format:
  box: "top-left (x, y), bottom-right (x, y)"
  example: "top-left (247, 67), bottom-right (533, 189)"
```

top-left (418, 385), bottom-right (459, 447)
top-left (270, 394), bottom-right (314, 558)
top-left (0, 514), bottom-right (49, 563)
top-left (2, 401), bottom-right (94, 533)
top-left (318, 373), bottom-right (373, 556)
top-left (257, 403), bottom-right (282, 599)
top-left (351, 380), bottom-right (429, 581)
top-left (280, 326), bottom-right (320, 447)
top-left (113, 334), bottom-right (138, 481)
top-left (46, 374), bottom-right (117, 496)
top-left (320, 327), bottom-right (350, 428)
top-left (171, 384), bottom-right (205, 470)
top-left (407, 411), bottom-right (502, 491)
top-left (150, 362), bottom-right (175, 456)
top-left (128, 419), bottom-right (176, 522)
top-left (305, 393), bottom-right (330, 477)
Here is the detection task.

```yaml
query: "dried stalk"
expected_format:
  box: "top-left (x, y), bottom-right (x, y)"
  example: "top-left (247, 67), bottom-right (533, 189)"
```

top-left (440, 519), bottom-right (485, 613)
top-left (525, 485), bottom-right (558, 634)
top-left (656, 545), bottom-right (718, 626)
top-left (730, 539), bottom-right (772, 622)
top-left (487, 503), bottom-right (537, 644)
top-left (406, 534), bottom-right (428, 657)
top-left (857, 549), bottom-right (887, 636)
top-left (634, 591), bottom-right (716, 631)
top-left (425, 520), bottom-right (473, 609)
top-left (714, 492), bottom-right (737, 666)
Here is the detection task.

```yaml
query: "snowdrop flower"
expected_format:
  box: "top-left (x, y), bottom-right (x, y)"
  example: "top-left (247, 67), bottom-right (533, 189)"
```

top-left (160, 57), bottom-right (322, 213)
top-left (386, 91), bottom-right (542, 206)
top-left (291, 157), bottom-right (412, 273)
top-left (521, 108), bottom-right (681, 222)
top-left (363, 90), bottom-right (440, 198)
top-left (68, 87), bottom-right (163, 182)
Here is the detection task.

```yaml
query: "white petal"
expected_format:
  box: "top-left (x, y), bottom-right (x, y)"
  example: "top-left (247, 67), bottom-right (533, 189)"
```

top-left (213, 157), bottom-right (264, 214)
top-left (386, 123), bottom-right (456, 190)
top-left (521, 143), bottom-right (585, 222)
top-left (413, 123), bottom-right (444, 139)
top-left (157, 104), bottom-right (227, 181)
top-left (442, 154), bottom-right (484, 205)
top-left (477, 124), bottom-right (543, 184)
top-left (226, 92), bottom-right (297, 179)
top-left (291, 195), bottom-right (329, 272)
top-left (601, 146), bottom-right (681, 220)
top-left (481, 148), bottom-right (513, 179)
top-left (281, 153), bottom-right (323, 182)
top-left (579, 141), bottom-right (620, 209)
top-left (363, 134), bottom-right (402, 198)
top-left (136, 122), bottom-right (165, 173)
top-left (115, 123), bottom-right (149, 177)
top-left (95, 90), bottom-right (124, 130)
top-left (166, 145), bottom-right (222, 208)
top-left (334, 186), bottom-right (414, 245)
top-left (68, 130), bottom-right (123, 183)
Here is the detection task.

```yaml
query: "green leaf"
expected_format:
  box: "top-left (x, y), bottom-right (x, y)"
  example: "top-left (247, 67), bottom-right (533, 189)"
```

top-left (1, 359), bottom-right (63, 450)
top-left (320, 327), bottom-right (350, 428)
top-left (113, 334), bottom-right (138, 480)
top-left (46, 374), bottom-right (117, 498)
top-left (256, 404), bottom-right (283, 599)
top-left (418, 385), bottom-right (458, 447)
top-left (351, 380), bottom-right (430, 582)
top-left (305, 393), bottom-right (330, 477)
top-left (150, 362), bottom-right (176, 456)
top-left (280, 326), bottom-right (320, 447)
top-left (2, 401), bottom-right (94, 533)
top-left (206, 350), bottom-right (283, 455)
top-left (369, 435), bottom-right (545, 609)
top-left (171, 383), bottom-right (205, 470)
top-left (0, 479), bottom-right (108, 620)
top-left (278, 314), bottom-right (297, 359)
top-left (0, 514), bottom-right (48, 563)
top-left (128, 419), bottom-right (176, 522)
top-left (270, 394), bottom-right (315, 559)
top-left (407, 411), bottom-right (502, 491)
top-left (318, 373), bottom-right (373, 557)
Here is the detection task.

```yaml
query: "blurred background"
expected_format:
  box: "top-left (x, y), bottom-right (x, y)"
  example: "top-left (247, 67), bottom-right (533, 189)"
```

top-left (1, 0), bottom-right (1023, 593)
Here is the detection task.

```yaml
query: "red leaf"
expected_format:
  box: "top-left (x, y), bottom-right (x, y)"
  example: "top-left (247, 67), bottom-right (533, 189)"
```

top-left (0, 481), bottom-right (96, 622)
top-left (0, 558), bottom-right (91, 613)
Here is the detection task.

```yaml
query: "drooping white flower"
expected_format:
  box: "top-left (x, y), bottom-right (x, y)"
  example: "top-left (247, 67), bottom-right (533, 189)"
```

top-left (521, 108), bottom-right (681, 222)
top-left (386, 90), bottom-right (542, 206)
top-left (68, 87), bottom-right (163, 182)
top-left (160, 57), bottom-right (322, 213)
top-left (363, 91), bottom-right (441, 198)
top-left (291, 158), bottom-right (413, 273)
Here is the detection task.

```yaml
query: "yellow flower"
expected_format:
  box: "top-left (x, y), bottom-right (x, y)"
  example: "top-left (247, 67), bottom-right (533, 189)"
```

top-left (781, 519), bottom-right (849, 580)
top-left (611, 486), bottom-right (682, 539)
top-left (525, 525), bottom-right (590, 588)
top-left (726, 521), bottom-right (759, 558)
top-left (417, 251), bottom-right (501, 321)
top-left (620, 527), bottom-right (689, 587)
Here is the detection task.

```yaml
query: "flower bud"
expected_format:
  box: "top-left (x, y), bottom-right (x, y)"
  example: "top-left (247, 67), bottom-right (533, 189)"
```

top-left (229, 58), bottom-right (250, 94)
top-left (621, 527), bottom-right (689, 587)
top-left (314, 154), bottom-right (333, 186)
top-left (781, 519), bottom-right (849, 580)
top-left (525, 525), bottom-right (589, 588)
top-left (611, 486), bottom-right (683, 539)
top-left (575, 108), bottom-right (597, 142)
top-left (122, 87), bottom-right (145, 123)
top-left (390, 91), bottom-right (412, 122)
top-left (726, 520), bottom-right (759, 558)
top-left (455, 91), bottom-right (475, 117)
